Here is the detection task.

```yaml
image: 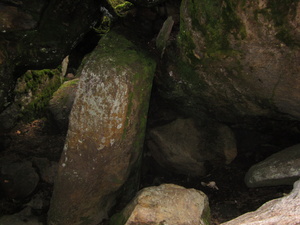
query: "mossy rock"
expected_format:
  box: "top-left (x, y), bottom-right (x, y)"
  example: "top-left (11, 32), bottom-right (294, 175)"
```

top-left (155, 0), bottom-right (300, 122)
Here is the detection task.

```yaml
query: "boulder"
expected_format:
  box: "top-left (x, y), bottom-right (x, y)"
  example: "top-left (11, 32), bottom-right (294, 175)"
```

top-left (245, 144), bottom-right (300, 188)
top-left (112, 183), bottom-right (210, 225)
top-left (156, 0), bottom-right (300, 122)
top-left (147, 118), bottom-right (237, 176)
top-left (47, 29), bottom-right (156, 225)
top-left (48, 79), bottom-right (79, 132)
top-left (0, 161), bottom-right (39, 199)
top-left (222, 179), bottom-right (300, 225)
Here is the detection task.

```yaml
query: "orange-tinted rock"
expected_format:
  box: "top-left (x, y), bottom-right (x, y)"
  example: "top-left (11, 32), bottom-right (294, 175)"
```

top-left (48, 29), bottom-right (156, 225)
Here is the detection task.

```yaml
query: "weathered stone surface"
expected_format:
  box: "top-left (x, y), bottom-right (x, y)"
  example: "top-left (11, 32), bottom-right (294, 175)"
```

top-left (48, 29), bottom-right (156, 225)
top-left (147, 118), bottom-right (237, 176)
top-left (222, 179), bottom-right (300, 225)
top-left (112, 183), bottom-right (210, 225)
top-left (156, 0), bottom-right (300, 122)
top-left (48, 79), bottom-right (79, 132)
top-left (245, 144), bottom-right (300, 188)
top-left (0, 161), bottom-right (39, 199)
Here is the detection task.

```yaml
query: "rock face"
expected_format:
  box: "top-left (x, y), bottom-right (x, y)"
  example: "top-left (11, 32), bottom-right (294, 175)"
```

top-left (222, 179), bottom-right (300, 225)
top-left (47, 29), bottom-right (156, 225)
top-left (113, 183), bottom-right (210, 225)
top-left (245, 144), bottom-right (300, 188)
top-left (147, 118), bottom-right (237, 176)
top-left (0, 0), bottom-right (101, 112)
top-left (156, 0), bottom-right (300, 122)
top-left (48, 79), bottom-right (79, 132)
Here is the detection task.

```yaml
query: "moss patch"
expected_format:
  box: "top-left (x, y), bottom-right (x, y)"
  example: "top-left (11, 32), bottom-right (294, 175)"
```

top-left (107, 0), bottom-right (134, 17)
top-left (178, 0), bottom-right (246, 60)
top-left (14, 69), bottom-right (62, 122)
top-left (267, 0), bottom-right (299, 47)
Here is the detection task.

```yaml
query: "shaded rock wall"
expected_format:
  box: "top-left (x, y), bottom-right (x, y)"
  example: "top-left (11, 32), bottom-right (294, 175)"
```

top-left (156, 0), bottom-right (300, 123)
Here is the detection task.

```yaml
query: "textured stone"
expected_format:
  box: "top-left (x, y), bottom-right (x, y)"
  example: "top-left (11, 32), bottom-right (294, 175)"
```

top-left (116, 183), bottom-right (210, 225)
top-left (48, 29), bottom-right (156, 225)
top-left (245, 144), bottom-right (300, 188)
top-left (156, 0), bottom-right (300, 122)
top-left (48, 79), bottom-right (79, 132)
top-left (147, 118), bottom-right (237, 176)
top-left (222, 179), bottom-right (300, 225)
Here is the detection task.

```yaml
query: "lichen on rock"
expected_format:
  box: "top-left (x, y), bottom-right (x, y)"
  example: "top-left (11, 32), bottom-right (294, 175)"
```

top-left (48, 28), bottom-right (156, 225)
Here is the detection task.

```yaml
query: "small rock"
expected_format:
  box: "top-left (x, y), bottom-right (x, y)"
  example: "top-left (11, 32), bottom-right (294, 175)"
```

top-left (48, 78), bottom-right (79, 132)
top-left (112, 183), bottom-right (210, 225)
top-left (245, 143), bottom-right (300, 187)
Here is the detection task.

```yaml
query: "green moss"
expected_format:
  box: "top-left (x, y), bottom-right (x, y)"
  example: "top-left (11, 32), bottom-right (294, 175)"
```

top-left (268, 0), bottom-right (299, 47)
top-left (109, 212), bottom-right (127, 225)
top-left (94, 15), bottom-right (112, 36)
top-left (179, 0), bottom-right (246, 59)
top-left (107, 0), bottom-right (134, 17)
top-left (255, 0), bottom-right (299, 47)
top-left (201, 204), bottom-right (211, 225)
top-left (16, 68), bottom-right (62, 122)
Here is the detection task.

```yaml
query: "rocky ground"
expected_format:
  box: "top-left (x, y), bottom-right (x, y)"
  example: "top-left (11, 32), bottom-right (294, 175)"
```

top-left (0, 118), bottom-right (294, 224)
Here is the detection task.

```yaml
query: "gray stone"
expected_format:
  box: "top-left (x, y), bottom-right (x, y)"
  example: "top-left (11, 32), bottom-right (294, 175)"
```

top-left (245, 144), bottom-right (300, 188)
top-left (113, 183), bottom-right (210, 225)
top-left (222, 179), bottom-right (300, 225)
top-left (47, 29), bottom-right (156, 225)
top-left (147, 118), bottom-right (237, 176)
top-left (48, 79), bottom-right (79, 132)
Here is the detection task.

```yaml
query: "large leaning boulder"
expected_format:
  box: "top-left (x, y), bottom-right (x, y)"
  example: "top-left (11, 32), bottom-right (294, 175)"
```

top-left (222, 179), bottom-right (300, 225)
top-left (47, 29), bottom-right (156, 225)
